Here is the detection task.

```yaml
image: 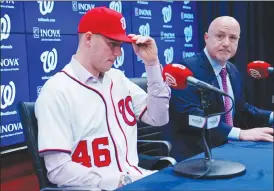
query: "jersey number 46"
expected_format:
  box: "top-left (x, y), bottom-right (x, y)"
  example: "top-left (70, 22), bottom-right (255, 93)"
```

top-left (72, 137), bottom-right (111, 167)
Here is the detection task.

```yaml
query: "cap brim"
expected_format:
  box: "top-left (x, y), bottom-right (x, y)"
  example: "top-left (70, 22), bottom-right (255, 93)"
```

top-left (101, 32), bottom-right (135, 43)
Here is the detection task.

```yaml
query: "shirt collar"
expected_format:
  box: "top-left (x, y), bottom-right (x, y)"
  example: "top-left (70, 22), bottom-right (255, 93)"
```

top-left (69, 56), bottom-right (103, 84)
top-left (204, 48), bottom-right (227, 76)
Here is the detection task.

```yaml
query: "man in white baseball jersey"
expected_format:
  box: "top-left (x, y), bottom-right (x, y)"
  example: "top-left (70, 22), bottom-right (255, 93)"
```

top-left (35, 7), bottom-right (170, 191)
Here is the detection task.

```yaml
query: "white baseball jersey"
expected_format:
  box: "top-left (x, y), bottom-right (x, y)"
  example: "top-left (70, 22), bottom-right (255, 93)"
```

top-left (36, 57), bottom-right (155, 183)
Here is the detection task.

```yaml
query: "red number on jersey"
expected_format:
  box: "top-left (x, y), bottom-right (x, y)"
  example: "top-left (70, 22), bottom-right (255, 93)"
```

top-left (92, 137), bottom-right (111, 167)
top-left (72, 140), bottom-right (91, 167)
top-left (72, 137), bottom-right (111, 168)
top-left (118, 96), bottom-right (137, 126)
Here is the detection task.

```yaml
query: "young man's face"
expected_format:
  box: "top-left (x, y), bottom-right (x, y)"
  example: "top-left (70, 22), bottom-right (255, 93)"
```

top-left (89, 34), bottom-right (123, 73)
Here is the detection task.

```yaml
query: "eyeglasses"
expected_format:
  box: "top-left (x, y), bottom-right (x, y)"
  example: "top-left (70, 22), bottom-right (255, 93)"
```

top-left (213, 33), bottom-right (239, 43)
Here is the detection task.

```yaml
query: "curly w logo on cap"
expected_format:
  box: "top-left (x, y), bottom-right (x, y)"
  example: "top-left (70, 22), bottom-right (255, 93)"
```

top-left (78, 7), bottom-right (133, 43)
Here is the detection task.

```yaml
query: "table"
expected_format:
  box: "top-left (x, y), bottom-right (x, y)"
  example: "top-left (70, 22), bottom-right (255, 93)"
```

top-left (118, 141), bottom-right (273, 191)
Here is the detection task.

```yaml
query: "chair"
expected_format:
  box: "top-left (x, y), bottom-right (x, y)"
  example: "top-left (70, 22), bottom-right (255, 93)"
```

top-left (129, 78), bottom-right (176, 169)
top-left (130, 78), bottom-right (173, 156)
top-left (18, 78), bottom-right (175, 190)
top-left (19, 102), bottom-right (100, 191)
top-left (18, 102), bottom-right (82, 191)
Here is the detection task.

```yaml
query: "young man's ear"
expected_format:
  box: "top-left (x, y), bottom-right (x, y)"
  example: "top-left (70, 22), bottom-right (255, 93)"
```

top-left (84, 32), bottom-right (93, 46)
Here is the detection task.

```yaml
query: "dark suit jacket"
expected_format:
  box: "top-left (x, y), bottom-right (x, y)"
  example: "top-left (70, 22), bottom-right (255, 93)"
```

top-left (168, 51), bottom-right (272, 161)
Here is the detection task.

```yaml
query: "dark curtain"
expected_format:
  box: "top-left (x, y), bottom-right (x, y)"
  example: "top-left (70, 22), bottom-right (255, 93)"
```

top-left (196, 1), bottom-right (274, 110)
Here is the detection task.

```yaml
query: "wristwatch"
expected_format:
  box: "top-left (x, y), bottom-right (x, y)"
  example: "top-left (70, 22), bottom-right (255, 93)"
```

top-left (120, 174), bottom-right (133, 186)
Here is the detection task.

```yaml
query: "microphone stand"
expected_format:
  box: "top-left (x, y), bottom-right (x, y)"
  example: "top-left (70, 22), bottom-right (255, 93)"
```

top-left (200, 90), bottom-right (211, 161)
top-left (173, 89), bottom-right (246, 179)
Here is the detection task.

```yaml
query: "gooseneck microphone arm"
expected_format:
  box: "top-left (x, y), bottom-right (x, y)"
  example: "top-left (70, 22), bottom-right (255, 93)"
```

top-left (173, 87), bottom-right (245, 179)
top-left (174, 88), bottom-right (235, 178)
top-left (197, 90), bottom-right (235, 178)
top-left (163, 63), bottom-right (246, 179)
top-left (187, 76), bottom-right (228, 96)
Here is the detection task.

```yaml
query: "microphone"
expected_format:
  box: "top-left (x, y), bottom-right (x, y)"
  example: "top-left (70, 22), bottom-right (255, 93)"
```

top-left (247, 61), bottom-right (273, 79)
top-left (163, 63), bottom-right (227, 96)
top-left (164, 64), bottom-right (246, 179)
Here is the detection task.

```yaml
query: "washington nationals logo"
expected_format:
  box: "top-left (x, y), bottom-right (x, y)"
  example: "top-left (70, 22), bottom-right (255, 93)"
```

top-left (109, 1), bottom-right (122, 13)
top-left (162, 5), bottom-right (172, 23)
top-left (38, 1), bottom-right (54, 15)
top-left (249, 69), bottom-right (262, 78)
top-left (40, 48), bottom-right (58, 73)
top-left (114, 47), bottom-right (124, 69)
top-left (120, 17), bottom-right (126, 30)
top-left (164, 47), bottom-right (174, 64)
top-left (184, 25), bottom-right (193, 43)
top-left (164, 73), bottom-right (177, 87)
top-left (1, 81), bottom-right (16, 109)
top-left (139, 23), bottom-right (150, 36)
top-left (118, 96), bottom-right (136, 126)
top-left (0, 14), bottom-right (11, 41)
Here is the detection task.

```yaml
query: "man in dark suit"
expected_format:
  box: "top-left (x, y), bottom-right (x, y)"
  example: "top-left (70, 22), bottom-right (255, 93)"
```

top-left (169, 16), bottom-right (273, 161)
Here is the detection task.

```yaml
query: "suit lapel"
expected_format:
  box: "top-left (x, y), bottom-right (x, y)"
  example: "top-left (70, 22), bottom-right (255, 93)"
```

top-left (198, 52), bottom-right (224, 111)
top-left (226, 63), bottom-right (240, 116)
top-left (226, 63), bottom-right (238, 98)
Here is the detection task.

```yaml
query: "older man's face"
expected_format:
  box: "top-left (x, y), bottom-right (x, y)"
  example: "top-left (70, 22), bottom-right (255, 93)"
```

top-left (205, 18), bottom-right (240, 65)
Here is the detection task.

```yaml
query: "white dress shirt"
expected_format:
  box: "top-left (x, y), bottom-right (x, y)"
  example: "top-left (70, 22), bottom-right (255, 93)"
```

top-left (204, 48), bottom-right (241, 140)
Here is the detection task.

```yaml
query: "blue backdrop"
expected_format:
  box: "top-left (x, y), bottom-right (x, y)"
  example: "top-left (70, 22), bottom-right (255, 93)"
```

top-left (0, 1), bottom-right (199, 147)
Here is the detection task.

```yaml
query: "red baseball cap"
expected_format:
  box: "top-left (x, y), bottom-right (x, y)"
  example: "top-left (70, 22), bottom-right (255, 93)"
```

top-left (78, 7), bottom-right (133, 43)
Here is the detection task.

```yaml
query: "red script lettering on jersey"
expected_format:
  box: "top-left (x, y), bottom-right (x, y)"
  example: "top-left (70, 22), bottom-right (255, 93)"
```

top-left (118, 96), bottom-right (137, 126)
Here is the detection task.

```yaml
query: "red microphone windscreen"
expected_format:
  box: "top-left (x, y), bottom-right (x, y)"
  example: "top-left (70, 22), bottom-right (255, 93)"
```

top-left (247, 61), bottom-right (270, 79)
top-left (162, 64), bottom-right (193, 89)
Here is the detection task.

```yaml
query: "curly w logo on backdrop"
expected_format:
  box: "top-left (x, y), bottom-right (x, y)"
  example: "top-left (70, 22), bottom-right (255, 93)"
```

top-left (41, 48), bottom-right (58, 73)
top-left (109, 1), bottom-right (122, 13)
top-left (37, 1), bottom-right (54, 15)
top-left (139, 23), bottom-right (150, 36)
top-left (114, 47), bottom-right (124, 69)
top-left (162, 5), bottom-right (172, 23)
top-left (1, 81), bottom-right (16, 110)
top-left (0, 14), bottom-right (11, 41)
top-left (164, 47), bottom-right (174, 64)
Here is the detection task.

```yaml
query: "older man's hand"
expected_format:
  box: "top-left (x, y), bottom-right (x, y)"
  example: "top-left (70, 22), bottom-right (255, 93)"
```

top-left (239, 127), bottom-right (274, 142)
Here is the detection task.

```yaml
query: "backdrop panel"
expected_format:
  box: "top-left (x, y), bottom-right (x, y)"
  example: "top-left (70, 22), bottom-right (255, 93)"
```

top-left (24, 1), bottom-right (132, 35)
top-left (0, 1), bottom-right (25, 33)
top-left (26, 34), bottom-right (78, 101)
top-left (1, 34), bottom-right (29, 146)
top-left (0, 1), bottom-right (199, 148)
